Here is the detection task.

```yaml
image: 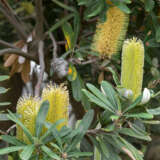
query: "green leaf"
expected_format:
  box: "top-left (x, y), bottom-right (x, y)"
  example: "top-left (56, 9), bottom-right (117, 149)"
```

top-left (7, 110), bottom-right (34, 143)
top-left (2, 135), bottom-right (24, 146)
top-left (73, 12), bottom-right (80, 48)
top-left (0, 87), bottom-right (9, 94)
top-left (35, 100), bottom-right (49, 137)
top-left (40, 119), bottom-right (64, 143)
top-left (0, 146), bottom-right (26, 155)
top-left (101, 81), bottom-right (120, 111)
top-left (123, 95), bottom-right (142, 113)
top-left (41, 145), bottom-right (61, 160)
top-left (84, 0), bottom-right (104, 19)
top-left (147, 107), bottom-right (160, 115)
top-left (118, 128), bottom-right (151, 141)
top-left (48, 13), bottom-right (74, 33)
top-left (156, 27), bottom-right (160, 42)
top-left (67, 64), bottom-right (77, 81)
top-left (51, 0), bottom-right (75, 12)
top-left (0, 102), bottom-right (11, 106)
top-left (0, 114), bottom-right (9, 121)
top-left (125, 113), bottom-right (153, 119)
top-left (68, 152), bottom-right (93, 158)
top-left (0, 75), bottom-right (9, 81)
top-left (82, 89), bottom-right (114, 113)
top-left (86, 83), bottom-right (115, 112)
top-left (66, 110), bottom-right (94, 152)
top-left (99, 139), bottom-right (110, 158)
top-left (19, 145), bottom-right (35, 160)
top-left (71, 75), bottom-right (83, 101)
top-left (117, 3), bottom-right (131, 14)
top-left (107, 67), bottom-right (120, 86)
top-left (50, 143), bottom-right (61, 152)
top-left (62, 22), bottom-right (74, 50)
top-left (145, 0), bottom-right (155, 12)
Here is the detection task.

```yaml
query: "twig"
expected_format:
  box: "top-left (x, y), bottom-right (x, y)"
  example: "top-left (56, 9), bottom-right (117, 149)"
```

top-left (0, 48), bottom-right (38, 62)
top-left (34, 0), bottom-right (45, 97)
top-left (69, 58), bottom-right (98, 65)
top-left (44, 18), bottom-right (58, 59)
top-left (35, 0), bottom-right (44, 41)
top-left (0, 40), bottom-right (18, 49)
top-left (6, 124), bottom-right (16, 134)
top-left (0, 1), bottom-right (28, 40)
top-left (49, 31), bottom-right (58, 59)
top-left (35, 41), bottom-right (45, 97)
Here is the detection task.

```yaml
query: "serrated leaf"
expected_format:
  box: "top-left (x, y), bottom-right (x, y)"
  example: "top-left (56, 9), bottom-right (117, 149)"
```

top-left (2, 135), bottom-right (24, 146)
top-left (0, 146), bottom-right (26, 155)
top-left (101, 81), bottom-right (119, 111)
top-left (86, 83), bottom-right (115, 112)
top-left (41, 145), bottom-right (61, 160)
top-left (82, 89), bottom-right (114, 113)
top-left (123, 95), bottom-right (142, 113)
top-left (19, 144), bottom-right (35, 160)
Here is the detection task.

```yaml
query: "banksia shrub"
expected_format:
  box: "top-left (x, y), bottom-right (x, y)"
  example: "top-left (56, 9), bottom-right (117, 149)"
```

top-left (121, 37), bottom-right (144, 100)
top-left (16, 97), bottom-right (40, 144)
top-left (42, 84), bottom-right (69, 130)
top-left (16, 84), bottom-right (69, 144)
top-left (92, 6), bottom-right (129, 58)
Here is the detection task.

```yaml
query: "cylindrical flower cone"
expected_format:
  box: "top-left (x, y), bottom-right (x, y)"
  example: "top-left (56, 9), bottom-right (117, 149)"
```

top-left (42, 84), bottom-right (69, 131)
top-left (16, 96), bottom-right (40, 144)
top-left (92, 6), bottom-right (129, 58)
top-left (121, 37), bottom-right (144, 100)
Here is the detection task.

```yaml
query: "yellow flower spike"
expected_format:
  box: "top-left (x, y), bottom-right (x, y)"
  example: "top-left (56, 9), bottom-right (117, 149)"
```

top-left (92, 6), bottom-right (129, 58)
top-left (42, 84), bottom-right (69, 130)
top-left (121, 37), bottom-right (144, 100)
top-left (16, 96), bottom-right (40, 144)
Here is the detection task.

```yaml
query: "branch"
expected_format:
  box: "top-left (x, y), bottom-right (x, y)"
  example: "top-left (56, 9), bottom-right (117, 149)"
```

top-left (35, 0), bottom-right (44, 40)
top-left (0, 48), bottom-right (38, 62)
top-left (35, 41), bottom-right (45, 97)
top-left (0, 40), bottom-right (18, 49)
top-left (0, 0), bottom-right (28, 40)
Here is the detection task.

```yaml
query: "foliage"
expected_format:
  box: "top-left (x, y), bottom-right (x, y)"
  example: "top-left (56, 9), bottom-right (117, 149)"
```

top-left (1, 0), bottom-right (160, 160)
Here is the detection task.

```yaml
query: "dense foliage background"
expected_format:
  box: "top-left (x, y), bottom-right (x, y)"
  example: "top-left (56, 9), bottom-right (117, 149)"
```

top-left (1, 0), bottom-right (160, 160)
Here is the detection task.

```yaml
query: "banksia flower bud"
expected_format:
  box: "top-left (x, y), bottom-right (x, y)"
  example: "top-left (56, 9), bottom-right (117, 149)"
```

top-left (16, 97), bottom-right (40, 144)
top-left (92, 6), bottom-right (129, 58)
top-left (42, 84), bottom-right (69, 130)
top-left (121, 37), bottom-right (144, 100)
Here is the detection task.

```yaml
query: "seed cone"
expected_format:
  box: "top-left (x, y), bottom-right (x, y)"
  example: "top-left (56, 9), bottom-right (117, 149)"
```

top-left (92, 6), bottom-right (129, 58)
top-left (121, 37), bottom-right (144, 100)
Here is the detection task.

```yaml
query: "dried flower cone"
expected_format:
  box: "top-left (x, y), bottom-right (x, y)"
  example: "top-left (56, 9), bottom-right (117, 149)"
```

top-left (121, 37), bottom-right (144, 100)
top-left (16, 97), bottom-right (40, 144)
top-left (42, 84), bottom-right (69, 131)
top-left (92, 6), bottom-right (129, 58)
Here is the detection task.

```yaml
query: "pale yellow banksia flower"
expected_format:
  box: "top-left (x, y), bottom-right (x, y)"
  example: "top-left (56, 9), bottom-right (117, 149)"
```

top-left (16, 96), bottom-right (40, 144)
top-left (92, 6), bottom-right (129, 58)
top-left (121, 37), bottom-right (144, 100)
top-left (42, 84), bottom-right (69, 130)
